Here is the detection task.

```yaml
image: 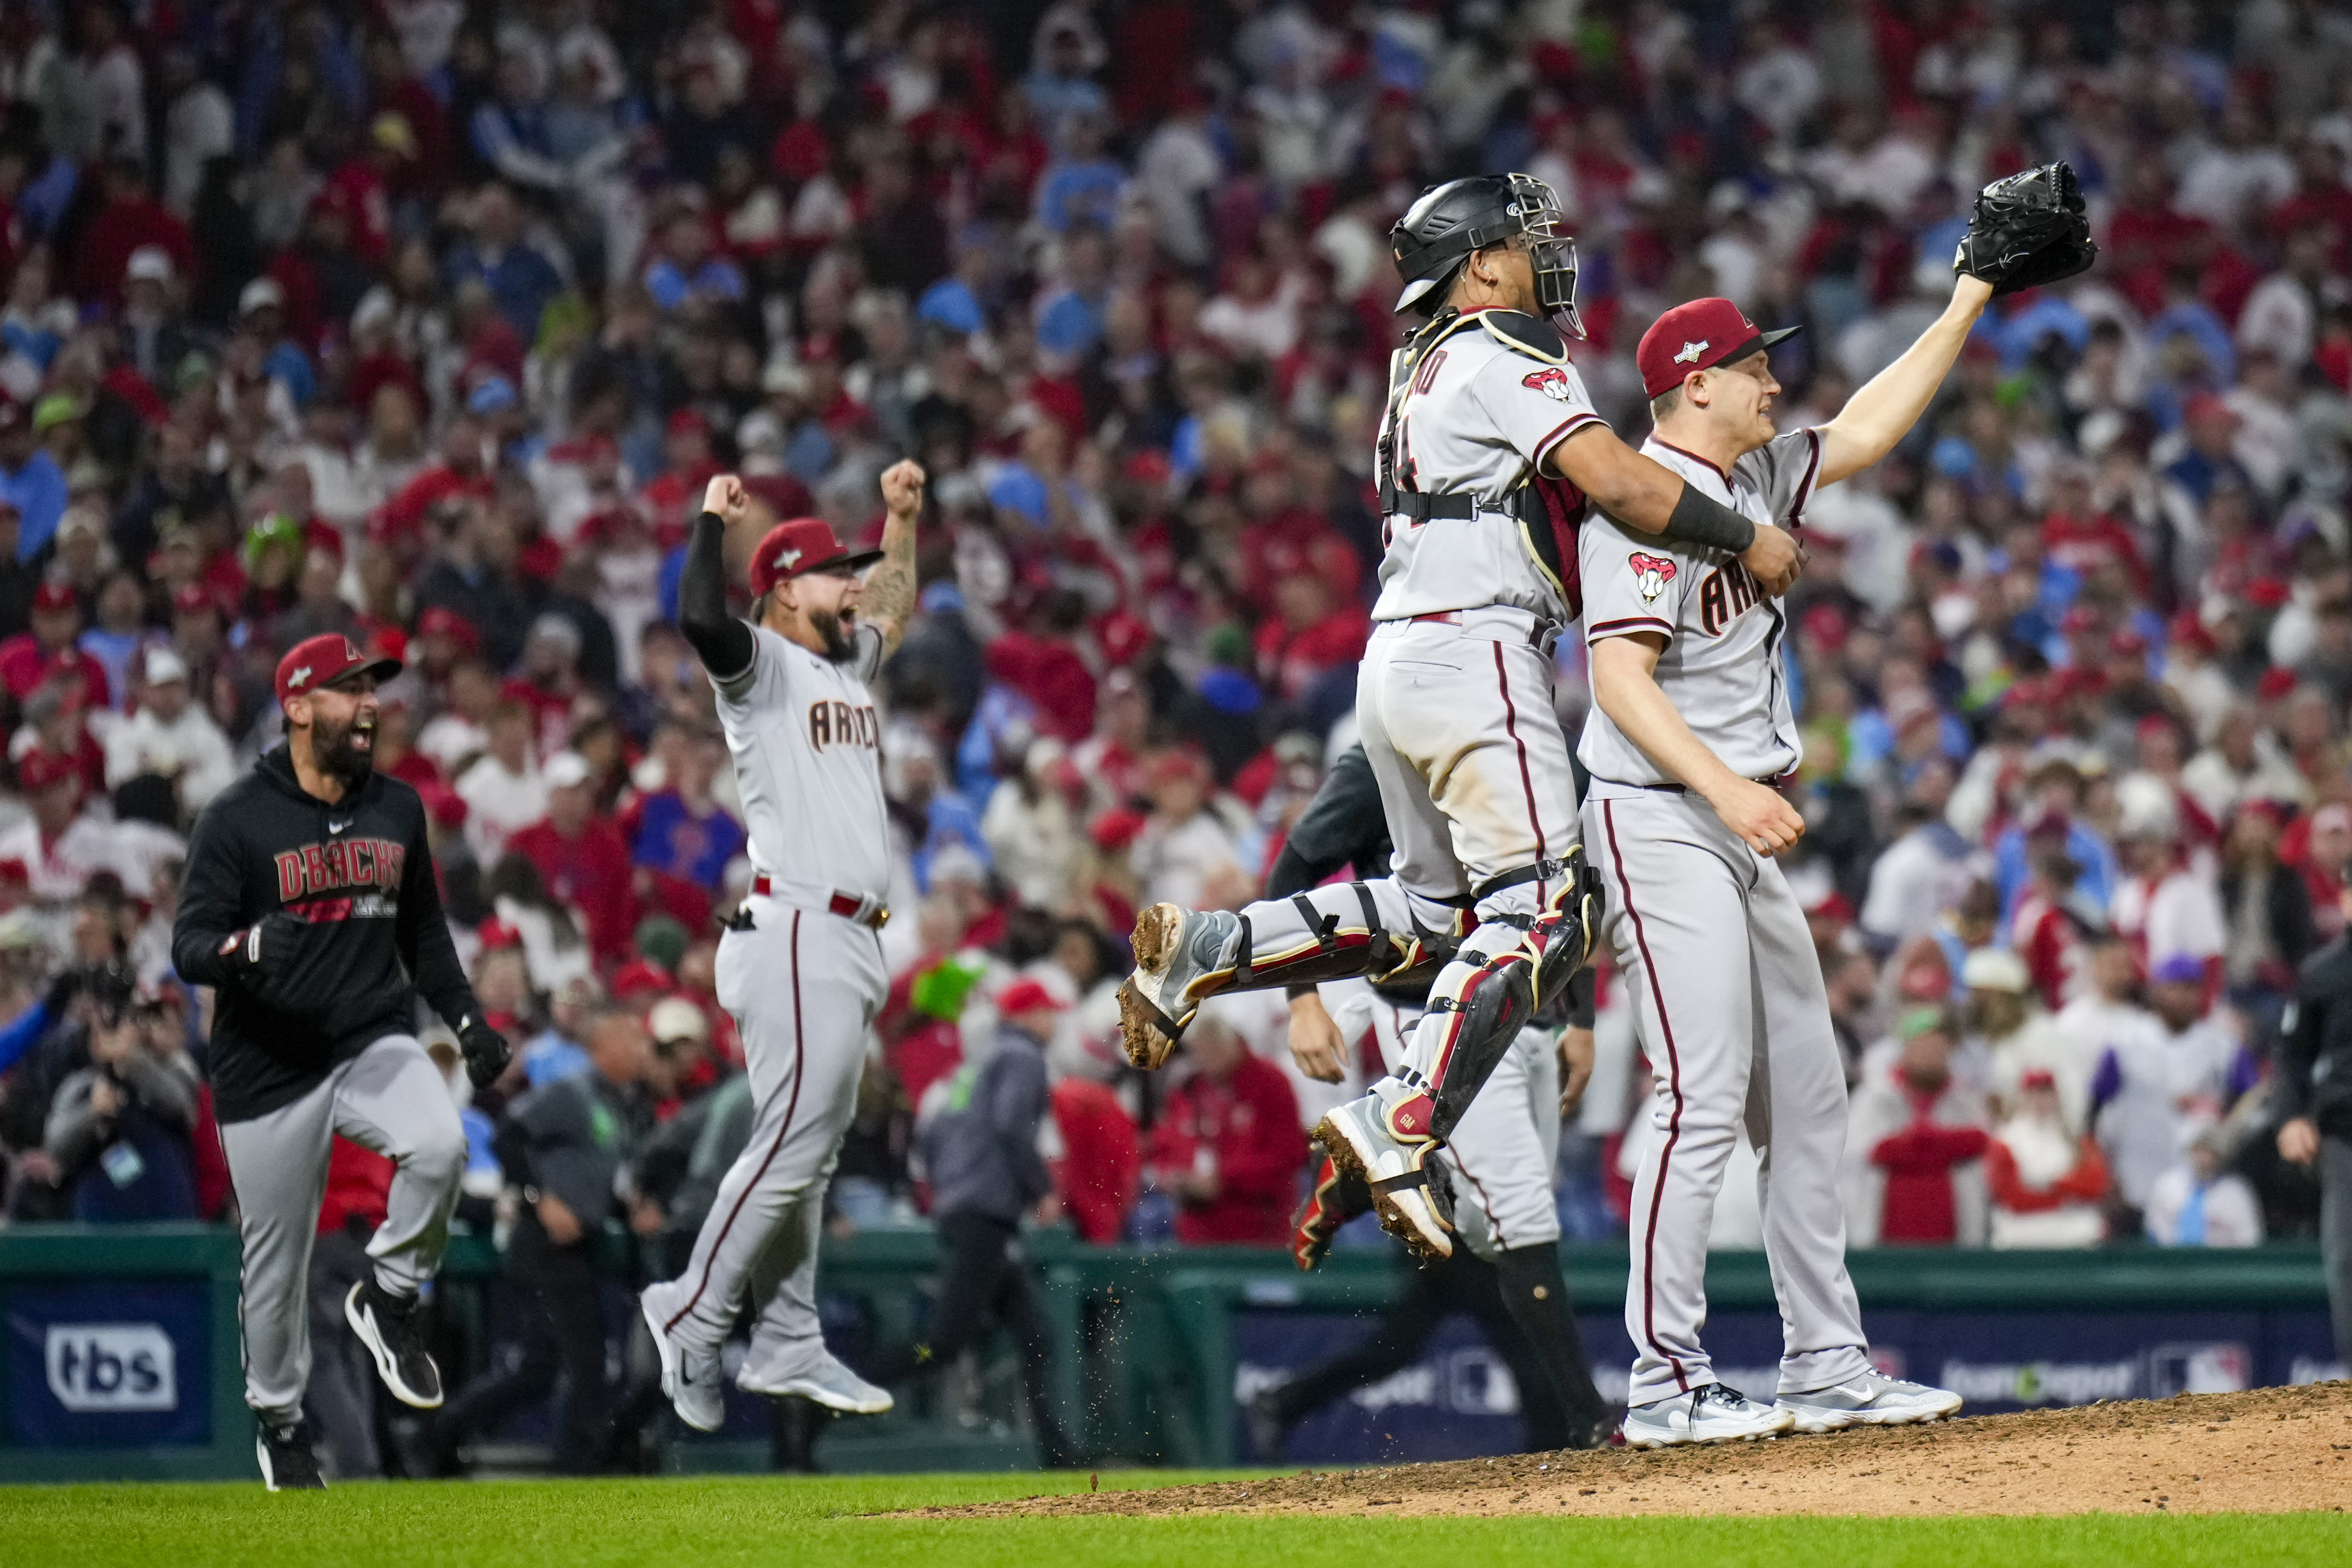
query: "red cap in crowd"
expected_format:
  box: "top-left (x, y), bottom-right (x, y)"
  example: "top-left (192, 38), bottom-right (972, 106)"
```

top-left (276, 633), bottom-right (403, 710)
top-left (1088, 807), bottom-right (1148, 852)
top-left (996, 977), bottom-right (1068, 1017)
top-left (417, 604), bottom-right (482, 652)
top-left (2257, 666), bottom-right (2300, 701)
top-left (171, 582), bottom-right (220, 618)
top-left (749, 518), bottom-right (882, 595)
top-left (475, 918), bottom-right (523, 951)
top-left (610, 959), bottom-right (673, 999)
top-left (31, 582), bottom-right (76, 614)
top-left (1635, 297), bottom-right (1802, 399)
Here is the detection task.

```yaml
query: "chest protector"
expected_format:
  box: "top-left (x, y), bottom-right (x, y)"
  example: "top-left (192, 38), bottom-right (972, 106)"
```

top-left (1378, 308), bottom-right (1590, 620)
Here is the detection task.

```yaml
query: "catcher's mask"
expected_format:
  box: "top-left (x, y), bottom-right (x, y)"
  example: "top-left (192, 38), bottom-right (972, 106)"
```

top-left (1391, 173), bottom-right (1584, 338)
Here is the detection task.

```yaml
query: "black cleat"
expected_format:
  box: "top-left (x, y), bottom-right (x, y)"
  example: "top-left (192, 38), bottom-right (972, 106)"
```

top-left (256, 1418), bottom-right (327, 1491)
top-left (346, 1278), bottom-right (443, 1408)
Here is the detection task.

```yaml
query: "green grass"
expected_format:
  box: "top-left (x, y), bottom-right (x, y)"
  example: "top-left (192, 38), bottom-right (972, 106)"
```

top-left (2, 1473), bottom-right (2347, 1567)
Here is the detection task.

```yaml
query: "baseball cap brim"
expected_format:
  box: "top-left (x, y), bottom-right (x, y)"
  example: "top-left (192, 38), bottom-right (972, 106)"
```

top-left (783, 547), bottom-right (885, 581)
top-left (1716, 323), bottom-right (1803, 367)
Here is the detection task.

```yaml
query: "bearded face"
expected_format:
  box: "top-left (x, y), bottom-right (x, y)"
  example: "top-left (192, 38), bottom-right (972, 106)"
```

top-left (808, 606), bottom-right (858, 663)
top-left (309, 698), bottom-right (378, 782)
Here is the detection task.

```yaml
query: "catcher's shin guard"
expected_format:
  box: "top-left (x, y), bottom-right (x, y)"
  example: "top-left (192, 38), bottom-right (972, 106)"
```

top-left (1423, 848), bottom-right (1604, 1139)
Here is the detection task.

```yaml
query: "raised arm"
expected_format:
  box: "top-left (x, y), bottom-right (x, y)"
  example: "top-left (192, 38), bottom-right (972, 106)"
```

top-left (1816, 275), bottom-right (1995, 486)
top-left (863, 459), bottom-right (925, 659)
top-left (1588, 631), bottom-right (1807, 858)
top-left (1552, 425), bottom-right (1801, 594)
top-left (679, 476), bottom-right (756, 681)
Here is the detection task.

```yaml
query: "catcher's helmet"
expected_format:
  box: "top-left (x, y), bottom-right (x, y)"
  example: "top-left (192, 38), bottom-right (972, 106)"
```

top-left (1390, 173), bottom-right (1582, 334)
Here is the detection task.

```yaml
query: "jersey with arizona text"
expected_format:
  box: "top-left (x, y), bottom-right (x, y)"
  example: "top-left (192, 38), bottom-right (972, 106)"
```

top-left (1370, 310), bottom-right (1607, 625)
top-left (1577, 428), bottom-right (1824, 791)
top-left (712, 622), bottom-right (891, 901)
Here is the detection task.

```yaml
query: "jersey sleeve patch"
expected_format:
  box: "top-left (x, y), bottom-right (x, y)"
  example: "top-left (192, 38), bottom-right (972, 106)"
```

top-left (1627, 552), bottom-right (1678, 603)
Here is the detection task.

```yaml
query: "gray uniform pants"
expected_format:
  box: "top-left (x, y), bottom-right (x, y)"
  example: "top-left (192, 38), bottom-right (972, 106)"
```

top-left (2324, 1133), bottom-right (2352, 1368)
top-left (1211, 616), bottom-right (1583, 1095)
top-left (1584, 789), bottom-right (1870, 1409)
top-left (641, 900), bottom-right (886, 1368)
top-left (217, 1034), bottom-right (467, 1425)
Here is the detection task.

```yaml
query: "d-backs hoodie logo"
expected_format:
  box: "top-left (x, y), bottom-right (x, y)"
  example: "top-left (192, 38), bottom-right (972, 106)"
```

top-left (273, 836), bottom-right (406, 922)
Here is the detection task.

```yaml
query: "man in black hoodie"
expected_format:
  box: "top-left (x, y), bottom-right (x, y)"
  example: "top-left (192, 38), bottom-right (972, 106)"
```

top-left (172, 633), bottom-right (511, 1490)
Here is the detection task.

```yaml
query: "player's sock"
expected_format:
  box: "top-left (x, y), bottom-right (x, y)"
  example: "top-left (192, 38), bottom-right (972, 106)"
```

top-left (1493, 1241), bottom-right (1613, 1445)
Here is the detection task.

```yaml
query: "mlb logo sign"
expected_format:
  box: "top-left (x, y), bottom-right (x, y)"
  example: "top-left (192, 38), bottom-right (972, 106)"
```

top-left (45, 1323), bottom-right (177, 1412)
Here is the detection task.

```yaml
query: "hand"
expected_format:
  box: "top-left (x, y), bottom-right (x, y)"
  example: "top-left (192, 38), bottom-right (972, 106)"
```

top-left (2279, 1116), bottom-right (2321, 1165)
top-left (1286, 992), bottom-right (1348, 1084)
top-left (536, 1190), bottom-right (583, 1245)
top-left (89, 1077), bottom-right (122, 1118)
top-left (1741, 524), bottom-right (1802, 596)
top-left (1557, 1025), bottom-right (1595, 1119)
top-left (879, 458), bottom-right (926, 521)
top-left (1033, 1191), bottom-right (1066, 1228)
top-left (627, 1197), bottom-right (665, 1236)
top-left (1953, 162), bottom-right (2096, 297)
top-left (1709, 777), bottom-right (1807, 858)
top-left (223, 912), bottom-right (304, 976)
top-left (702, 473), bottom-right (750, 526)
top-left (458, 1015), bottom-right (512, 1089)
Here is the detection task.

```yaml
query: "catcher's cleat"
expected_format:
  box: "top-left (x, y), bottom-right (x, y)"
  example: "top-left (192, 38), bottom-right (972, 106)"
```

top-left (1117, 904), bottom-right (1244, 1069)
top-left (1289, 1154), bottom-right (1371, 1271)
top-left (1313, 1080), bottom-right (1452, 1261)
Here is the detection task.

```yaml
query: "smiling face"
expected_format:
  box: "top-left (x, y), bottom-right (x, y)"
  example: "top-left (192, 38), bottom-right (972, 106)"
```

top-left (1689, 349), bottom-right (1782, 454)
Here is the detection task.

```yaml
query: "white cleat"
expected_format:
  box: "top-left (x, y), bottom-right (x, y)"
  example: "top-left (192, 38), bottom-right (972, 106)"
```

top-left (737, 1348), bottom-right (894, 1414)
top-left (1623, 1383), bottom-right (1795, 1448)
top-left (638, 1291), bottom-right (725, 1432)
top-left (1116, 904), bottom-right (1244, 1069)
top-left (1311, 1085), bottom-right (1452, 1262)
top-left (1776, 1369), bottom-right (1963, 1432)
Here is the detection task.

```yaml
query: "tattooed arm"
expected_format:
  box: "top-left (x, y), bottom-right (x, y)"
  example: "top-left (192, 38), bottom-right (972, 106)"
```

top-left (864, 459), bottom-right (924, 659)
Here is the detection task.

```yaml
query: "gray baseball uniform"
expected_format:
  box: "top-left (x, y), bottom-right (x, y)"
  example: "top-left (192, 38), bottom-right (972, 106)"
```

top-left (1577, 429), bottom-right (1873, 1409)
top-left (1181, 313), bottom-right (1601, 1103)
top-left (638, 622), bottom-right (891, 1372)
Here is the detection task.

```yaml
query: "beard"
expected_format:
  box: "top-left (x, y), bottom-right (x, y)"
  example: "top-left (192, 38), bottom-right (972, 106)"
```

top-left (808, 607), bottom-right (858, 663)
top-left (310, 711), bottom-right (377, 783)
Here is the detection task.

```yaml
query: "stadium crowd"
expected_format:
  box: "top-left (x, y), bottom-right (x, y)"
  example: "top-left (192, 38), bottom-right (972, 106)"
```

top-left (1, 0), bottom-right (2351, 1459)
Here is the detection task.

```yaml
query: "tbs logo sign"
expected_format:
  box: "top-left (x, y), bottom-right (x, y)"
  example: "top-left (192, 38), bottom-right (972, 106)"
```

top-left (45, 1324), bottom-right (177, 1412)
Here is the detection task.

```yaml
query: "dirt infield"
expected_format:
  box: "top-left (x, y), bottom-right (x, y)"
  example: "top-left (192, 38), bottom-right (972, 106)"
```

top-left (933, 1383), bottom-right (2352, 1518)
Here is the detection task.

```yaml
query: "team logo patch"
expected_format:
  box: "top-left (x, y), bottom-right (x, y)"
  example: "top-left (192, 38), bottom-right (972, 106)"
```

top-left (1521, 366), bottom-right (1576, 401)
top-left (1673, 340), bottom-right (1709, 364)
top-left (778, 546), bottom-right (802, 569)
top-left (287, 665), bottom-right (311, 690)
top-left (1629, 552), bottom-right (1677, 603)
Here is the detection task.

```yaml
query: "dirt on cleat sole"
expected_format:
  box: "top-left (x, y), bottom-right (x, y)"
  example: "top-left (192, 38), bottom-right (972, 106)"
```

top-left (1311, 1114), bottom-right (1451, 1264)
top-left (1117, 978), bottom-right (1180, 1070)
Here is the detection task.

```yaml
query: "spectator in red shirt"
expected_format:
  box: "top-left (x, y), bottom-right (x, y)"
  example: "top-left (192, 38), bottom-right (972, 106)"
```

top-left (1254, 568), bottom-right (1369, 705)
top-left (507, 751), bottom-right (637, 967)
top-left (72, 154), bottom-right (196, 312)
top-left (1846, 1010), bottom-right (1991, 1247)
top-left (0, 582), bottom-right (111, 705)
top-left (1145, 1008), bottom-right (1303, 1246)
top-left (1049, 1076), bottom-right (1141, 1243)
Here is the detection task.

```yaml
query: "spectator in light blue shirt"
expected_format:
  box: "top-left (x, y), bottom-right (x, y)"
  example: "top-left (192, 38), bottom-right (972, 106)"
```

top-left (443, 181), bottom-right (566, 341)
top-left (1035, 115), bottom-right (1124, 235)
top-left (0, 395), bottom-right (67, 561)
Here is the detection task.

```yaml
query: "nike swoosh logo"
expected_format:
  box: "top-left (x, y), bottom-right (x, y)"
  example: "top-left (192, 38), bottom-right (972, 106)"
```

top-left (330, 822), bottom-right (349, 833)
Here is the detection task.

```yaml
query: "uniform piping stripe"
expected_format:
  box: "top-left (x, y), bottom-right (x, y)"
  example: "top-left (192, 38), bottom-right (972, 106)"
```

top-left (1605, 799), bottom-right (1689, 1392)
top-left (1789, 428), bottom-right (1823, 528)
top-left (1646, 436), bottom-right (1729, 483)
top-left (1532, 412), bottom-right (1607, 469)
top-left (664, 909), bottom-right (807, 1335)
top-left (1588, 615), bottom-right (1675, 637)
top-left (1458, 1158), bottom-right (1507, 1245)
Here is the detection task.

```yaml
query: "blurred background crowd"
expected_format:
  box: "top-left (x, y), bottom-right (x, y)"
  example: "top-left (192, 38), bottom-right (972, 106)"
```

top-left (0, 0), bottom-right (2346, 1456)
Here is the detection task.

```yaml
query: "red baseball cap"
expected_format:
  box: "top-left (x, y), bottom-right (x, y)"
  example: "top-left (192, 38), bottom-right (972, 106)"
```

top-left (997, 977), bottom-right (1069, 1016)
top-left (416, 604), bottom-right (481, 651)
top-left (1636, 297), bottom-right (1801, 399)
top-left (749, 518), bottom-right (883, 595)
top-left (171, 582), bottom-right (219, 617)
top-left (276, 632), bottom-right (402, 709)
top-left (31, 581), bottom-right (77, 613)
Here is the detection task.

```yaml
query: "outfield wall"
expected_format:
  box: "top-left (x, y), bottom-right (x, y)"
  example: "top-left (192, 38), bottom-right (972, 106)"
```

top-left (0, 1224), bottom-right (2336, 1479)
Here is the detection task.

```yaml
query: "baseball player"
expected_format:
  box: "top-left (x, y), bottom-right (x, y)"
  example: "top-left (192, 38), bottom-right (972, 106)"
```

top-left (1582, 165), bottom-right (2093, 1448)
top-left (1273, 742), bottom-right (1613, 1449)
top-left (172, 633), bottom-right (513, 1490)
top-left (1119, 172), bottom-right (1803, 1261)
top-left (638, 463), bottom-right (923, 1431)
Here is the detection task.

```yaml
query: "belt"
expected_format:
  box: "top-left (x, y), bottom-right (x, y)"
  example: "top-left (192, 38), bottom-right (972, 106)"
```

top-left (1598, 771), bottom-right (1795, 796)
top-left (749, 875), bottom-right (890, 929)
top-left (1410, 611), bottom-right (1460, 625)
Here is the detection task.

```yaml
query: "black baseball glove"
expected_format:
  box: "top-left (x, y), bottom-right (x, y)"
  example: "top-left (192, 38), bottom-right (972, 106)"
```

top-left (457, 1014), bottom-right (512, 1089)
top-left (1954, 162), bottom-right (2097, 296)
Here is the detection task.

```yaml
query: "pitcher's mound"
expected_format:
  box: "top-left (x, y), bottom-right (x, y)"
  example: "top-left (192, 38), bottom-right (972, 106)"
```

top-left (950, 1381), bottom-right (2352, 1518)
